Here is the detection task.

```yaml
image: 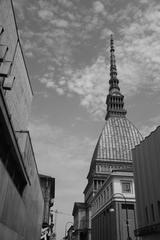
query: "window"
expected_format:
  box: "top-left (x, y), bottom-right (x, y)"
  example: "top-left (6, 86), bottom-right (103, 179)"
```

top-left (0, 136), bottom-right (27, 195)
top-left (151, 204), bottom-right (155, 222)
top-left (100, 194), bottom-right (103, 205)
top-left (122, 204), bottom-right (134, 210)
top-left (110, 183), bottom-right (113, 195)
top-left (107, 186), bottom-right (109, 199)
top-left (98, 197), bottom-right (100, 207)
top-left (94, 180), bottom-right (97, 190)
top-left (96, 165), bottom-right (99, 172)
top-left (104, 190), bottom-right (106, 202)
top-left (145, 207), bottom-right (149, 223)
top-left (157, 201), bottom-right (160, 219)
top-left (122, 182), bottom-right (131, 193)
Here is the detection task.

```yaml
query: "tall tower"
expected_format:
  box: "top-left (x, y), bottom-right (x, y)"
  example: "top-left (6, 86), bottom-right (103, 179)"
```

top-left (84, 35), bottom-right (143, 204)
top-left (106, 34), bottom-right (126, 119)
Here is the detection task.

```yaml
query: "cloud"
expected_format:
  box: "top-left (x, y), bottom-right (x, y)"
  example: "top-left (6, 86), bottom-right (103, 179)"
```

top-left (139, 0), bottom-right (150, 4)
top-left (51, 19), bottom-right (69, 28)
top-left (38, 9), bottom-right (54, 20)
top-left (27, 5), bottom-right (38, 13)
top-left (93, 1), bottom-right (105, 14)
top-left (56, 88), bottom-right (65, 95)
top-left (15, 0), bottom-right (108, 69)
top-left (140, 125), bottom-right (156, 138)
top-left (100, 28), bottom-right (113, 39)
top-left (13, 0), bottom-right (26, 19)
top-left (34, 91), bottom-right (49, 98)
top-left (25, 51), bottom-right (34, 58)
top-left (58, 0), bottom-right (74, 8)
top-left (18, 28), bottom-right (53, 59)
top-left (117, 2), bottom-right (160, 92)
top-left (22, 39), bottom-right (37, 57)
top-left (39, 69), bottom-right (67, 95)
top-left (66, 57), bottom-right (107, 118)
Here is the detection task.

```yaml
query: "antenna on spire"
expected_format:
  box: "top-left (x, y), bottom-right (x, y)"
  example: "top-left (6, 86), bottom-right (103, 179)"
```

top-left (110, 34), bottom-right (114, 50)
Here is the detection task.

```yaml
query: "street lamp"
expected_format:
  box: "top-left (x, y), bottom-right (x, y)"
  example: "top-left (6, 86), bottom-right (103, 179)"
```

top-left (65, 221), bottom-right (73, 238)
top-left (109, 193), bottom-right (132, 240)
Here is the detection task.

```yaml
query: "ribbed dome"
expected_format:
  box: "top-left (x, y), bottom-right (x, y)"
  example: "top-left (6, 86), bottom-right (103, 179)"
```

top-left (92, 117), bottom-right (143, 162)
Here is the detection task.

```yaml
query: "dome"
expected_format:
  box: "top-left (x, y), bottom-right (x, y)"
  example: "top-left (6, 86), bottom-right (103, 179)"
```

top-left (92, 116), bottom-right (143, 162)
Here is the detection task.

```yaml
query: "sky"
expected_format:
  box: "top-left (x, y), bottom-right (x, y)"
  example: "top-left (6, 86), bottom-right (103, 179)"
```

top-left (12, 0), bottom-right (160, 239)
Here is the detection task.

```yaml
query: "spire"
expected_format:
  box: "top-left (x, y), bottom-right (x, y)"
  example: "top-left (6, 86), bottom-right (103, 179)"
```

top-left (110, 34), bottom-right (117, 78)
top-left (105, 35), bottom-right (127, 120)
top-left (109, 34), bottom-right (119, 91)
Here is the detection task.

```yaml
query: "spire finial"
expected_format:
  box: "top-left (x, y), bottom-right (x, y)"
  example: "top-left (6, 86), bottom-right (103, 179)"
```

top-left (110, 34), bottom-right (117, 78)
top-left (110, 34), bottom-right (114, 50)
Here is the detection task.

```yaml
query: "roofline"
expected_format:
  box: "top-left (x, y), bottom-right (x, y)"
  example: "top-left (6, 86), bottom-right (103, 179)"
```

top-left (10, 0), bottom-right (34, 96)
top-left (72, 202), bottom-right (89, 216)
top-left (39, 173), bottom-right (55, 180)
top-left (132, 125), bottom-right (159, 152)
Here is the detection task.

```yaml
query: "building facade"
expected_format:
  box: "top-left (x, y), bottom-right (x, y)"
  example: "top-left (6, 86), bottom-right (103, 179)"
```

top-left (40, 174), bottom-right (55, 240)
top-left (72, 202), bottom-right (91, 240)
top-left (92, 171), bottom-right (137, 240)
top-left (133, 126), bottom-right (160, 240)
top-left (0, 0), bottom-right (44, 239)
top-left (72, 35), bottom-right (143, 240)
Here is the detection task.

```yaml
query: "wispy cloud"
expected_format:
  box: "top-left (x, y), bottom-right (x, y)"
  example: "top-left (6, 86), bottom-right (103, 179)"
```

top-left (58, 0), bottom-right (74, 8)
top-left (14, 0), bottom-right (108, 63)
top-left (13, 0), bottom-right (26, 19)
top-left (93, 1), bottom-right (106, 16)
top-left (38, 9), bottom-right (54, 20)
top-left (51, 19), bottom-right (69, 28)
top-left (118, 2), bottom-right (160, 92)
